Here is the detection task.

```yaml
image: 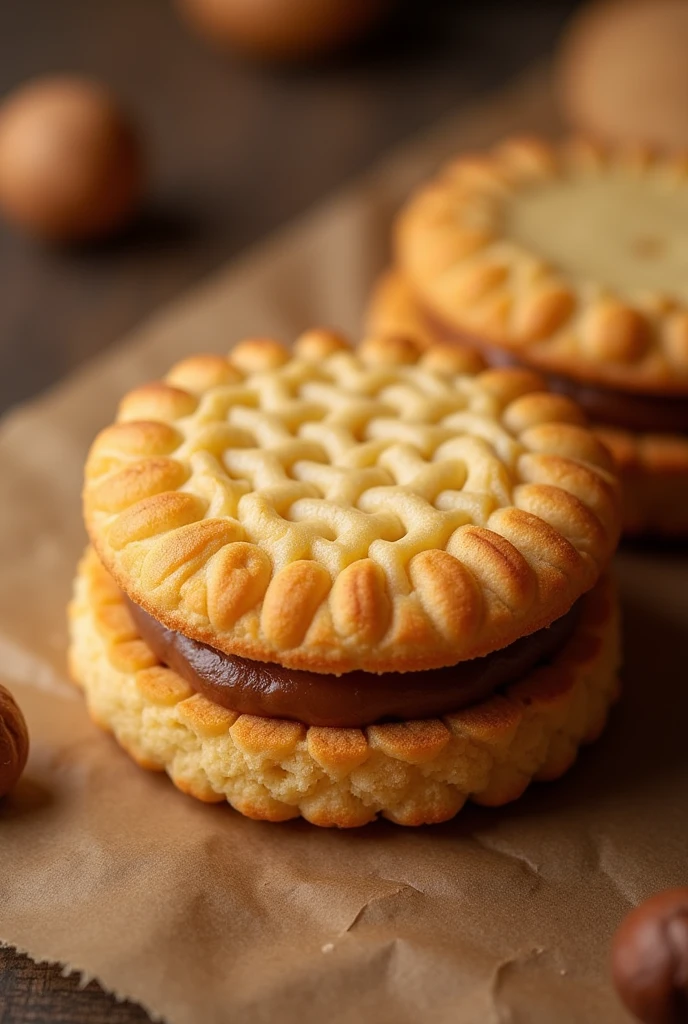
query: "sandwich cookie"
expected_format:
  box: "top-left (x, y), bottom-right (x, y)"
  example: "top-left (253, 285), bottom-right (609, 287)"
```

top-left (70, 330), bottom-right (622, 825)
top-left (385, 137), bottom-right (688, 535)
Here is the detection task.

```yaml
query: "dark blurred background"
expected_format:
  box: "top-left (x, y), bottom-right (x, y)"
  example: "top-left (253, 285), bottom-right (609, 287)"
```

top-left (0, 0), bottom-right (580, 417)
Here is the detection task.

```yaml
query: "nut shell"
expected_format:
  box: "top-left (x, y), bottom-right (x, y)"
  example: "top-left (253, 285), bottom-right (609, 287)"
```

top-left (612, 887), bottom-right (688, 1024)
top-left (0, 684), bottom-right (29, 797)
top-left (558, 0), bottom-right (688, 151)
top-left (176, 0), bottom-right (390, 62)
top-left (0, 76), bottom-right (143, 242)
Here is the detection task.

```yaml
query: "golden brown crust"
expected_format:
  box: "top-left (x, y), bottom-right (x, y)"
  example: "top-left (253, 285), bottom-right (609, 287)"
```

top-left (597, 427), bottom-right (688, 536)
top-left (369, 270), bottom-right (688, 537)
top-left (366, 268), bottom-right (487, 369)
top-left (83, 331), bottom-right (621, 673)
top-left (69, 549), bottom-right (621, 827)
top-left (395, 136), bottom-right (688, 395)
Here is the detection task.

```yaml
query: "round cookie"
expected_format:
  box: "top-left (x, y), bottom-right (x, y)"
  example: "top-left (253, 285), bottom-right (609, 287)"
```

top-left (69, 546), bottom-right (621, 827)
top-left (393, 137), bottom-right (688, 535)
top-left (83, 330), bottom-right (620, 674)
top-left (74, 330), bottom-right (623, 825)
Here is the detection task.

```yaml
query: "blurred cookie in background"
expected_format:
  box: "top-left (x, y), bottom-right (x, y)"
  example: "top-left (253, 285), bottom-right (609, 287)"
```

top-left (378, 136), bottom-right (688, 537)
top-left (557, 0), bottom-right (688, 151)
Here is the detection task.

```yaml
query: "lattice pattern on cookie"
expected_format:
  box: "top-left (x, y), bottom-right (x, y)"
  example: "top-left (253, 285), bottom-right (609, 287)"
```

top-left (84, 330), bottom-right (620, 672)
top-left (368, 270), bottom-right (688, 538)
top-left (396, 136), bottom-right (688, 393)
top-left (69, 548), bottom-right (621, 827)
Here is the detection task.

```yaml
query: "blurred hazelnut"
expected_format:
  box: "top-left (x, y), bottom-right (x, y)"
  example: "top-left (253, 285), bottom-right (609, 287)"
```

top-left (0, 76), bottom-right (144, 243)
top-left (0, 683), bottom-right (29, 798)
top-left (557, 0), bottom-right (688, 151)
top-left (611, 888), bottom-right (688, 1024)
top-left (176, 0), bottom-right (390, 63)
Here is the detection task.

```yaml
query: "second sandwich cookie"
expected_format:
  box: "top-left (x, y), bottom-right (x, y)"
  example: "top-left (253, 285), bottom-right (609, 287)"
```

top-left (379, 137), bottom-right (688, 536)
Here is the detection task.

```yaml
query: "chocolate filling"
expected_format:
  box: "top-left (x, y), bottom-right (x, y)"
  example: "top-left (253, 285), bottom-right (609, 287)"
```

top-left (126, 597), bottom-right (581, 728)
top-left (421, 306), bottom-right (688, 434)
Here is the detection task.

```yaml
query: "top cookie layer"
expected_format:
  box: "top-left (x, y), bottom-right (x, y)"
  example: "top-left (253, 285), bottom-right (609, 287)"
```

top-left (84, 331), bottom-right (620, 673)
top-left (396, 137), bottom-right (688, 395)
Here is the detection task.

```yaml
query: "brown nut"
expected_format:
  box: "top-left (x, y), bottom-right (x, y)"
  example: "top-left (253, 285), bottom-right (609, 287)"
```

top-left (0, 683), bottom-right (29, 797)
top-left (176, 0), bottom-right (390, 63)
top-left (557, 0), bottom-right (688, 151)
top-left (611, 887), bottom-right (688, 1024)
top-left (0, 76), bottom-right (144, 243)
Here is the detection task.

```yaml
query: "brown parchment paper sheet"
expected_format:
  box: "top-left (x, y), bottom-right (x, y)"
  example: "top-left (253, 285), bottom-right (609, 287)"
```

top-left (1, 67), bottom-right (687, 1024)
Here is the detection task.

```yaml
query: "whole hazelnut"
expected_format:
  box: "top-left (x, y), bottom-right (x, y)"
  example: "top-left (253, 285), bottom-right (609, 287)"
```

top-left (0, 76), bottom-right (144, 243)
top-left (176, 0), bottom-right (390, 63)
top-left (0, 683), bottom-right (29, 798)
top-left (557, 0), bottom-right (688, 151)
top-left (612, 888), bottom-right (688, 1024)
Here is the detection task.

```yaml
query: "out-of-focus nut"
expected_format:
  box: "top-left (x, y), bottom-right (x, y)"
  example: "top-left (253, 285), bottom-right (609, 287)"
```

top-left (557, 0), bottom-right (688, 150)
top-left (611, 887), bottom-right (688, 1024)
top-left (0, 76), bottom-right (144, 243)
top-left (176, 0), bottom-right (390, 63)
top-left (0, 683), bottom-right (29, 797)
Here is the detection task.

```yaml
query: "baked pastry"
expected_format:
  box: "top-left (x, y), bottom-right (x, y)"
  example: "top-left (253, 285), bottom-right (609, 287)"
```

top-left (385, 136), bottom-right (688, 535)
top-left (70, 330), bottom-right (622, 826)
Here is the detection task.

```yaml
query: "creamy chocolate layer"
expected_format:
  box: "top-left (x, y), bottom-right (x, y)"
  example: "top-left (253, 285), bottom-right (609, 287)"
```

top-left (545, 372), bottom-right (688, 434)
top-left (422, 306), bottom-right (688, 434)
top-left (126, 597), bottom-right (581, 728)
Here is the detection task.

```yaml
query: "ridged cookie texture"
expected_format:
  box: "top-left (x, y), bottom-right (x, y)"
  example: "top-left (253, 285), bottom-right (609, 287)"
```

top-left (396, 136), bottom-right (688, 395)
top-left (368, 269), bottom-right (688, 537)
top-left (69, 549), bottom-right (621, 827)
top-left (84, 330), bottom-right (621, 673)
top-left (367, 268), bottom-right (488, 362)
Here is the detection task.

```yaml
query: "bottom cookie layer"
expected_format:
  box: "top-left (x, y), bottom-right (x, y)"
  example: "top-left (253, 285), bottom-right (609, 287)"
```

top-left (595, 427), bottom-right (688, 537)
top-left (69, 549), bottom-right (621, 828)
top-left (367, 269), bottom-right (688, 537)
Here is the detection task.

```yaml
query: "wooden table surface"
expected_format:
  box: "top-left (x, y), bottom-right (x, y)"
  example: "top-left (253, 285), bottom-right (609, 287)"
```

top-left (0, 0), bottom-right (578, 1020)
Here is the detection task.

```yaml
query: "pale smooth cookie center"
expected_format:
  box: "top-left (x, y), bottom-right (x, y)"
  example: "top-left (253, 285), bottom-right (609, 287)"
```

top-left (504, 176), bottom-right (688, 302)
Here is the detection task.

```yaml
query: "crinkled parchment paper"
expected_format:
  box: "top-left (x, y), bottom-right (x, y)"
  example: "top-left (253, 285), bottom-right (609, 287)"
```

top-left (1, 68), bottom-right (686, 1024)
